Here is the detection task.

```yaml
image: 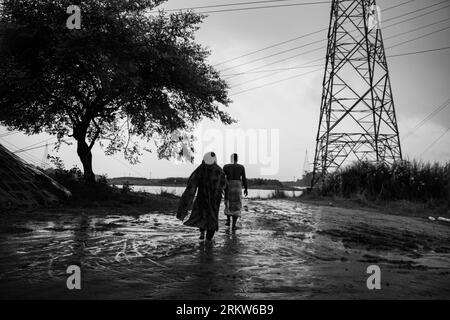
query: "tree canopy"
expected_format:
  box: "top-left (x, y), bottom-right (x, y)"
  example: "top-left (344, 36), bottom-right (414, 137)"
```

top-left (0, 0), bottom-right (233, 181)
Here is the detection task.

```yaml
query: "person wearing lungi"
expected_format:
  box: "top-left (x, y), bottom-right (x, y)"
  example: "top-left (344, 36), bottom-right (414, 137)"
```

top-left (177, 152), bottom-right (227, 242)
top-left (223, 153), bottom-right (248, 230)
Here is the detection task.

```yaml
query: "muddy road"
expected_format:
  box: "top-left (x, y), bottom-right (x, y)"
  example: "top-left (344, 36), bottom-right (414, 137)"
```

top-left (0, 199), bottom-right (449, 299)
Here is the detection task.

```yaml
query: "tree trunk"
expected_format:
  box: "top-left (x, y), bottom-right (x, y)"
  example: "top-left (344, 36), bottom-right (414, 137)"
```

top-left (76, 138), bottom-right (95, 183)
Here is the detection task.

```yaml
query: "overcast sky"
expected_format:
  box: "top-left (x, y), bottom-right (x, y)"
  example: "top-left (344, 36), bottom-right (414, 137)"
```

top-left (1, 0), bottom-right (449, 181)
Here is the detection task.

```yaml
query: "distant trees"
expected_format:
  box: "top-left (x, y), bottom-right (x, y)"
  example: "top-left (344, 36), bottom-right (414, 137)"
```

top-left (248, 178), bottom-right (284, 188)
top-left (0, 0), bottom-right (232, 182)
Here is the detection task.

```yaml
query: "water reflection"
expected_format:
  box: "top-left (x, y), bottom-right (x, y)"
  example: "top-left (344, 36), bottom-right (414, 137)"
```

top-left (126, 185), bottom-right (304, 199)
top-left (71, 214), bottom-right (89, 265)
top-left (0, 200), bottom-right (352, 299)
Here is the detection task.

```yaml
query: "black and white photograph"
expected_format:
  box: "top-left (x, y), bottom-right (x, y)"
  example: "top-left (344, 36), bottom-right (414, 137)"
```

top-left (0, 0), bottom-right (449, 309)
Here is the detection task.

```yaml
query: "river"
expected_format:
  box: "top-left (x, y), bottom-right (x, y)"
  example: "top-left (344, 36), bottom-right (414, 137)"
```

top-left (123, 185), bottom-right (304, 199)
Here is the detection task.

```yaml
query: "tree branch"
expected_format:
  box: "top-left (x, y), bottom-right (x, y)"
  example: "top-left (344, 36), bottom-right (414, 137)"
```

top-left (125, 115), bottom-right (132, 151)
top-left (89, 119), bottom-right (102, 150)
top-left (41, 86), bottom-right (81, 126)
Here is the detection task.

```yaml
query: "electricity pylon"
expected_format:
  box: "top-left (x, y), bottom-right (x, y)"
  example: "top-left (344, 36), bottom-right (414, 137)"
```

top-left (302, 149), bottom-right (310, 175)
top-left (41, 143), bottom-right (49, 169)
top-left (312, 0), bottom-right (402, 187)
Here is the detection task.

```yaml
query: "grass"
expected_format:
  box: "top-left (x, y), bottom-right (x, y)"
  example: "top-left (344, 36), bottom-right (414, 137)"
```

top-left (320, 160), bottom-right (449, 203)
top-left (40, 167), bottom-right (180, 215)
top-left (296, 192), bottom-right (449, 218)
top-left (297, 160), bottom-right (450, 218)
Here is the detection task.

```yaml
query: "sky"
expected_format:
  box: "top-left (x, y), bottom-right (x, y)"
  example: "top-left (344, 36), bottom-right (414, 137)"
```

top-left (1, 0), bottom-right (449, 181)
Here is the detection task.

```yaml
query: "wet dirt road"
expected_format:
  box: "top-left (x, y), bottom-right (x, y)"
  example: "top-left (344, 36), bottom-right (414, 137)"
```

top-left (1, 199), bottom-right (449, 299)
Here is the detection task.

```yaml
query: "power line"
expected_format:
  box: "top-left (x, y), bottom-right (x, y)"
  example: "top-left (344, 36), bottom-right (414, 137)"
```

top-left (14, 152), bottom-right (41, 166)
top-left (382, 0), bottom-right (419, 12)
top-left (381, 0), bottom-right (449, 27)
top-left (215, 28), bottom-right (326, 67)
top-left (223, 3), bottom-right (450, 86)
top-left (12, 141), bottom-right (145, 176)
top-left (0, 138), bottom-right (43, 166)
top-left (196, 1), bottom-right (330, 14)
top-left (388, 25), bottom-right (450, 50)
top-left (214, 0), bottom-right (419, 67)
top-left (230, 55), bottom-right (322, 87)
top-left (230, 39), bottom-right (450, 96)
top-left (220, 38), bottom-right (324, 73)
top-left (383, 17), bottom-right (449, 42)
top-left (225, 47), bottom-right (323, 82)
top-left (419, 127), bottom-right (450, 157)
top-left (402, 99), bottom-right (450, 140)
top-left (0, 131), bottom-right (19, 138)
top-left (230, 67), bottom-right (323, 96)
top-left (388, 46), bottom-right (450, 57)
top-left (229, 20), bottom-right (450, 89)
top-left (223, 63), bottom-right (323, 76)
top-left (219, 35), bottom-right (324, 77)
top-left (16, 154), bottom-right (43, 167)
top-left (218, 0), bottom-right (449, 75)
top-left (155, 0), bottom-right (319, 12)
top-left (13, 137), bottom-right (57, 153)
top-left (13, 141), bottom-right (58, 154)
top-left (219, 8), bottom-right (450, 96)
top-left (151, 1), bottom-right (331, 15)
top-left (226, 46), bottom-right (450, 76)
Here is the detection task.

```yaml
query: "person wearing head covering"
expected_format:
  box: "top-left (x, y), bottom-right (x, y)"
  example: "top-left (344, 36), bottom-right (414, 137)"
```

top-left (177, 152), bottom-right (227, 241)
top-left (223, 153), bottom-right (248, 230)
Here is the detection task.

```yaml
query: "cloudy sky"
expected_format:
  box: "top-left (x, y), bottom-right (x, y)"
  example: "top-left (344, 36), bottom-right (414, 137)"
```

top-left (1, 0), bottom-right (449, 181)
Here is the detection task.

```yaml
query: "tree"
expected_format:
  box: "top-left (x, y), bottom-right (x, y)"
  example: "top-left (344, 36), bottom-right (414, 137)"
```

top-left (0, 0), bottom-right (232, 182)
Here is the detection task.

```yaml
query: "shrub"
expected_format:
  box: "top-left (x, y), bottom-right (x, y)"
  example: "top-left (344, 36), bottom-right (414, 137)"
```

top-left (46, 167), bottom-right (118, 202)
top-left (269, 189), bottom-right (287, 199)
top-left (160, 189), bottom-right (178, 199)
top-left (121, 181), bottom-right (132, 195)
top-left (320, 160), bottom-right (449, 205)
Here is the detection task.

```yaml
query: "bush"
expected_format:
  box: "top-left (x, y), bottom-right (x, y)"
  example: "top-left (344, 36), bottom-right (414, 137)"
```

top-left (121, 181), bottom-right (132, 195)
top-left (159, 189), bottom-right (178, 199)
top-left (320, 160), bottom-right (450, 205)
top-left (269, 189), bottom-right (287, 199)
top-left (46, 167), bottom-right (118, 202)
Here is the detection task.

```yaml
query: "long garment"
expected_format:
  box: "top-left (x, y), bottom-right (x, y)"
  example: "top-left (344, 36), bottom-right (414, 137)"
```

top-left (224, 180), bottom-right (242, 217)
top-left (223, 163), bottom-right (248, 218)
top-left (177, 163), bottom-right (226, 231)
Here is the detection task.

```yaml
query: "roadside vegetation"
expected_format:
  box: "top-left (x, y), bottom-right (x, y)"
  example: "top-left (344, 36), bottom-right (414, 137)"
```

top-left (301, 160), bottom-right (450, 217)
top-left (45, 167), bottom-right (179, 214)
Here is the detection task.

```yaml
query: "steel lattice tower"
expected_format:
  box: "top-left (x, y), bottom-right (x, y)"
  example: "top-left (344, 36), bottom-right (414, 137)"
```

top-left (312, 0), bottom-right (402, 187)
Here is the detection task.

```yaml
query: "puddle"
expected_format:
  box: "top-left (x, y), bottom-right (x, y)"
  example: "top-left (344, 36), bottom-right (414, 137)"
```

top-left (0, 199), bottom-right (449, 299)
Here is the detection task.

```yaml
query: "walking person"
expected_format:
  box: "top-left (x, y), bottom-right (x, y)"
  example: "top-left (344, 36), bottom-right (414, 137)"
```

top-left (223, 153), bottom-right (248, 230)
top-left (177, 152), bottom-right (227, 242)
